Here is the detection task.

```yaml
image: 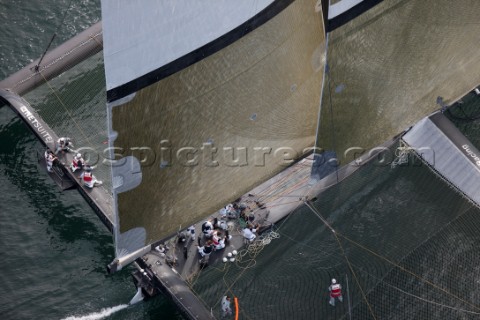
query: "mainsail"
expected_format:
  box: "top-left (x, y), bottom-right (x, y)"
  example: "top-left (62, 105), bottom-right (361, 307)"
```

top-left (101, 0), bottom-right (326, 259)
top-left (316, 0), bottom-right (480, 165)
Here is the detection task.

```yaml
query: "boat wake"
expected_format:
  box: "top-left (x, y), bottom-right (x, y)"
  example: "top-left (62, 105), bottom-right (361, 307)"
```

top-left (61, 304), bottom-right (129, 320)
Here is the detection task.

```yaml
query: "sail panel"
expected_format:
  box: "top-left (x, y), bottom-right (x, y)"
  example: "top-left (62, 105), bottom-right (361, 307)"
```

top-left (108, 0), bottom-right (326, 256)
top-left (102, 0), bottom-right (275, 93)
top-left (316, 0), bottom-right (480, 165)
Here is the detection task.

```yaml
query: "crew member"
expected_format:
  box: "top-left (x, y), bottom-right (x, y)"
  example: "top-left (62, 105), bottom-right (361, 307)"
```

top-left (328, 278), bottom-right (343, 306)
top-left (186, 225), bottom-right (196, 240)
top-left (221, 295), bottom-right (232, 317)
top-left (70, 153), bottom-right (85, 172)
top-left (79, 166), bottom-right (102, 188)
top-left (242, 223), bottom-right (259, 242)
top-left (197, 240), bottom-right (214, 257)
top-left (212, 231), bottom-right (228, 251)
top-left (55, 137), bottom-right (73, 154)
top-left (44, 150), bottom-right (56, 172)
top-left (201, 220), bottom-right (214, 238)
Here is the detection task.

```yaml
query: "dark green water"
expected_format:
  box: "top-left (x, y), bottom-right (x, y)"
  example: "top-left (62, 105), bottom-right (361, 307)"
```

top-left (0, 1), bottom-right (181, 319)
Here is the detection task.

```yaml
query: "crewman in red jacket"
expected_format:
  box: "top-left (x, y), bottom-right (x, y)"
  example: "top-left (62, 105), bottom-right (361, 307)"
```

top-left (79, 166), bottom-right (102, 188)
top-left (328, 278), bottom-right (343, 306)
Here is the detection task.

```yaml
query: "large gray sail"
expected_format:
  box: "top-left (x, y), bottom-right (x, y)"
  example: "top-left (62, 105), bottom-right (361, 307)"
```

top-left (101, 0), bottom-right (326, 258)
top-left (316, 0), bottom-right (480, 167)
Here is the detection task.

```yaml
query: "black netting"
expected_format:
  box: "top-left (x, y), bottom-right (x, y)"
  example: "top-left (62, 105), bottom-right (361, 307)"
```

top-left (190, 140), bottom-right (480, 319)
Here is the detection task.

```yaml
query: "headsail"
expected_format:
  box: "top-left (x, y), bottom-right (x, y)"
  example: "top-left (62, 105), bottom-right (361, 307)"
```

top-left (315, 0), bottom-right (480, 167)
top-left (101, 0), bottom-right (326, 259)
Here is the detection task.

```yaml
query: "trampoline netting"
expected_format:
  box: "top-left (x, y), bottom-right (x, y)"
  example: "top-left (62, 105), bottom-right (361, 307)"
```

top-left (190, 140), bottom-right (480, 320)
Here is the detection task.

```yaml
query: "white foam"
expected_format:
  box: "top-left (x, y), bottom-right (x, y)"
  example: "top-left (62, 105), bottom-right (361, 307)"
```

top-left (61, 304), bottom-right (128, 320)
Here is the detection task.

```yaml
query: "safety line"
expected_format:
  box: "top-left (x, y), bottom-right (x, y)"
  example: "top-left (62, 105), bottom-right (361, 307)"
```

top-left (339, 232), bottom-right (480, 312)
top-left (354, 266), bottom-right (480, 316)
top-left (39, 71), bottom-right (94, 148)
top-left (304, 201), bottom-right (377, 320)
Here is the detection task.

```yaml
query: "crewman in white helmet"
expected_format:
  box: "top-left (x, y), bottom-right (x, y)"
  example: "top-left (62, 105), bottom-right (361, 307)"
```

top-left (55, 137), bottom-right (73, 154)
top-left (70, 153), bottom-right (85, 172)
top-left (328, 278), bottom-right (343, 306)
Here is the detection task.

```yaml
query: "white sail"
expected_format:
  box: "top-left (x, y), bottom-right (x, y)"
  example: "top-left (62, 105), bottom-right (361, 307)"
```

top-left (328, 0), bottom-right (364, 19)
top-left (102, 0), bottom-right (275, 91)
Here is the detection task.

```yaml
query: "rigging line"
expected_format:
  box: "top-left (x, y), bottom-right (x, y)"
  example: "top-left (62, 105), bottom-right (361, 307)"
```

top-left (302, 183), bottom-right (478, 310)
top-left (35, 0), bottom-right (75, 71)
top-left (252, 158), bottom-right (312, 200)
top-left (195, 262), bottom-right (236, 312)
top-left (215, 253), bottom-right (259, 320)
top-left (354, 266), bottom-right (480, 316)
top-left (304, 201), bottom-right (378, 320)
top-left (184, 257), bottom-right (222, 303)
top-left (256, 169), bottom-right (311, 203)
top-left (304, 200), bottom-right (333, 231)
top-left (242, 173), bottom-right (308, 216)
top-left (38, 71), bottom-right (94, 148)
top-left (259, 200), bottom-right (303, 211)
top-left (212, 232), bottom-right (280, 319)
top-left (254, 165), bottom-right (305, 201)
top-left (265, 171), bottom-right (310, 197)
top-left (255, 179), bottom-right (308, 209)
top-left (303, 188), bottom-right (480, 312)
top-left (89, 33), bottom-right (103, 48)
top-left (273, 230), bottom-right (343, 268)
top-left (248, 190), bottom-right (306, 218)
top-left (269, 204), bottom-right (295, 231)
top-left (235, 159), bottom-right (310, 214)
top-left (333, 225), bottom-right (378, 319)
top-left (188, 236), bottom-right (267, 311)
top-left (338, 233), bottom-right (480, 312)
top-left (192, 219), bottom-right (292, 314)
top-left (217, 249), bottom-right (261, 320)
top-left (191, 235), bottom-right (258, 309)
